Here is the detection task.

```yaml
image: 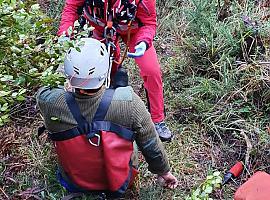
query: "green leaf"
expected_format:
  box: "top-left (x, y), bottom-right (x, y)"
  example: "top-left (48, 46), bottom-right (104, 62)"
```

top-left (74, 20), bottom-right (80, 27)
top-left (193, 188), bottom-right (201, 197)
top-left (213, 171), bottom-right (220, 176)
top-left (1, 114), bottom-right (9, 120)
top-left (0, 103), bottom-right (9, 112)
top-left (29, 68), bottom-right (38, 74)
top-left (30, 4), bottom-right (40, 11)
top-left (204, 186), bottom-right (213, 194)
top-left (14, 76), bottom-right (26, 85)
top-left (11, 92), bottom-right (18, 97)
top-left (0, 114), bottom-right (10, 124)
top-left (75, 47), bottom-right (81, 52)
top-left (18, 88), bottom-right (26, 95)
top-left (50, 116), bottom-right (60, 122)
top-left (10, 46), bottom-right (22, 53)
top-left (237, 107), bottom-right (251, 113)
top-left (206, 175), bottom-right (213, 180)
top-left (67, 26), bottom-right (73, 36)
top-left (215, 178), bottom-right (222, 184)
top-left (0, 75), bottom-right (13, 82)
top-left (16, 95), bottom-right (25, 101)
top-left (0, 91), bottom-right (11, 97)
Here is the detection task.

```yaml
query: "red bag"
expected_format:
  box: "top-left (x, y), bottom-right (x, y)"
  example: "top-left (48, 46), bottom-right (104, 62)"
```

top-left (234, 171), bottom-right (270, 200)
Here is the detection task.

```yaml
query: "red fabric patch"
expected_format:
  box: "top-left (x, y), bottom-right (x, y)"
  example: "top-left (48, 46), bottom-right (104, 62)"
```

top-left (55, 131), bottom-right (133, 191)
top-left (234, 171), bottom-right (270, 200)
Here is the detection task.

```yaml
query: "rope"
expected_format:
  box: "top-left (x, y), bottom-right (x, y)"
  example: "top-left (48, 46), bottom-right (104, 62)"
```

top-left (114, 20), bottom-right (132, 66)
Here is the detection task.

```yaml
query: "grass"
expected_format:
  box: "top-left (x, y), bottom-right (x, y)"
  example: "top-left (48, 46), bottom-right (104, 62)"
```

top-left (1, 0), bottom-right (270, 199)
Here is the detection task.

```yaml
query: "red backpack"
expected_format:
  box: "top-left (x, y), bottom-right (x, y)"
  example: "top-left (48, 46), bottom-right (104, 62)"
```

top-left (234, 171), bottom-right (270, 200)
top-left (47, 89), bottom-right (138, 198)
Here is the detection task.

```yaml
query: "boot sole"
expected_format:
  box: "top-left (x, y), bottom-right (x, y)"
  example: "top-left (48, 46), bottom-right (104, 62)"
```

top-left (159, 136), bottom-right (173, 142)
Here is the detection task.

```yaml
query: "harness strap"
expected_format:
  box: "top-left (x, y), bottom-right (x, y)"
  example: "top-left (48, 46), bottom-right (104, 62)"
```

top-left (48, 127), bottom-right (81, 141)
top-left (92, 121), bottom-right (133, 141)
top-left (93, 89), bottom-right (115, 121)
top-left (65, 92), bottom-right (88, 128)
top-left (49, 121), bottom-right (133, 141)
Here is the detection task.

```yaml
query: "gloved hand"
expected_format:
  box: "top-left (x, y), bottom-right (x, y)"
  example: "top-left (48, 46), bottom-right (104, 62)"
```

top-left (157, 172), bottom-right (178, 189)
top-left (127, 42), bottom-right (147, 58)
top-left (58, 36), bottom-right (70, 43)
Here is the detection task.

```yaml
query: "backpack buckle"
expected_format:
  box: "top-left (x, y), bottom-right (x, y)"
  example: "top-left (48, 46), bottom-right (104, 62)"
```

top-left (88, 133), bottom-right (100, 147)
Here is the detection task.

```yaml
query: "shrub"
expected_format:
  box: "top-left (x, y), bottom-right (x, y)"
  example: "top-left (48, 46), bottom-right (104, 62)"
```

top-left (0, 1), bottom-right (65, 125)
top-left (186, 171), bottom-right (222, 200)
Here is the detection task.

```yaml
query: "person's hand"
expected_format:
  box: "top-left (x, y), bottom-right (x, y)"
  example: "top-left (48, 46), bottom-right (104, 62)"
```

top-left (58, 36), bottom-right (70, 43)
top-left (127, 42), bottom-right (147, 58)
top-left (157, 172), bottom-right (178, 189)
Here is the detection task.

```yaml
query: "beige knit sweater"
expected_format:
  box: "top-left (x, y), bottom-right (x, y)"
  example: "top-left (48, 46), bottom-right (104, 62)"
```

top-left (36, 86), bottom-right (170, 175)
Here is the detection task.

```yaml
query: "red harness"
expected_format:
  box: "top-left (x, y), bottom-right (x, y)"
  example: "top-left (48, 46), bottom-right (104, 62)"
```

top-left (83, 0), bottom-right (142, 34)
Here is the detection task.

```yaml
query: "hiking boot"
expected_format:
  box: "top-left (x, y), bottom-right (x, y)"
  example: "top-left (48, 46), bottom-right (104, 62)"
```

top-left (154, 121), bottom-right (173, 142)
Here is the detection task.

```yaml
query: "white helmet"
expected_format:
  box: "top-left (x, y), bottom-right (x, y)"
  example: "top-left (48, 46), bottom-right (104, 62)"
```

top-left (64, 38), bottom-right (109, 89)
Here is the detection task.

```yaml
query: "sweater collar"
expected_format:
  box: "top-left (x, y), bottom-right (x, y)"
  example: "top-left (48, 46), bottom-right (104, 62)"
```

top-left (73, 86), bottom-right (106, 99)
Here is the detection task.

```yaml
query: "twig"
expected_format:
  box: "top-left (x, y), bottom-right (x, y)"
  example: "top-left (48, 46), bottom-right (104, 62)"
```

top-left (239, 130), bottom-right (252, 166)
top-left (236, 61), bottom-right (270, 65)
top-left (0, 187), bottom-right (9, 199)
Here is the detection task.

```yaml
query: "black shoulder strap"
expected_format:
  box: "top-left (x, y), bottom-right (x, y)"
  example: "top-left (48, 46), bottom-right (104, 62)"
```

top-left (92, 89), bottom-right (115, 121)
top-left (65, 92), bottom-right (88, 128)
top-left (65, 89), bottom-right (114, 126)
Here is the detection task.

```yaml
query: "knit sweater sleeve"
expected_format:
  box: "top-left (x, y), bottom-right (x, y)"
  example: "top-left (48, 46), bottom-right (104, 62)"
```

top-left (36, 87), bottom-right (77, 133)
top-left (131, 92), bottom-right (170, 175)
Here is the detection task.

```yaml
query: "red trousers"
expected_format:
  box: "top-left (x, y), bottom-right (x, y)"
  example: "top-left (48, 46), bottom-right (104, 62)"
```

top-left (94, 30), bottom-right (164, 122)
top-left (129, 38), bottom-right (164, 122)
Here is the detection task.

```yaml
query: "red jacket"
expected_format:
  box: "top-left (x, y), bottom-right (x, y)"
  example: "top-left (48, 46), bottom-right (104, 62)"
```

top-left (58, 0), bottom-right (157, 48)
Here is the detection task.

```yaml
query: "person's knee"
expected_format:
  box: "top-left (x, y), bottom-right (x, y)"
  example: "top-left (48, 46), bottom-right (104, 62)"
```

top-left (139, 63), bottom-right (162, 78)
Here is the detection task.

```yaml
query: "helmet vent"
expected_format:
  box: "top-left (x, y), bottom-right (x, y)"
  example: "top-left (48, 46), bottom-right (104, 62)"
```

top-left (89, 67), bottom-right (95, 75)
top-left (73, 66), bottom-right (80, 75)
top-left (101, 45), bottom-right (105, 51)
top-left (100, 45), bottom-right (105, 56)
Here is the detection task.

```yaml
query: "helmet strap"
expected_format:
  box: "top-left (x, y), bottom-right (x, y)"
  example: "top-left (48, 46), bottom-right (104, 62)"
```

top-left (64, 80), bottom-right (75, 92)
top-left (77, 88), bottom-right (102, 95)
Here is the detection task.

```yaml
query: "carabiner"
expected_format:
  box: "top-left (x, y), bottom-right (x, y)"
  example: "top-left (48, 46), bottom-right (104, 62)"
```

top-left (88, 133), bottom-right (101, 147)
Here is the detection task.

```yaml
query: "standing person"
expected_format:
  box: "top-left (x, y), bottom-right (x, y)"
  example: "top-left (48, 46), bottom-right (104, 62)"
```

top-left (57, 0), bottom-right (173, 142)
top-left (36, 38), bottom-right (178, 198)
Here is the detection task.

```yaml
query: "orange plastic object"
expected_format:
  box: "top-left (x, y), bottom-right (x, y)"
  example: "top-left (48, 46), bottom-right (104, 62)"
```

top-left (229, 161), bottom-right (244, 177)
top-left (234, 171), bottom-right (270, 200)
top-left (107, 21), bottom-right (113, 29)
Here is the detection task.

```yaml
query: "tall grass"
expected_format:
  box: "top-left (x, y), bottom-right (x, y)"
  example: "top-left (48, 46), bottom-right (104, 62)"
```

top-left (165, 0), bottom-right (270, 176)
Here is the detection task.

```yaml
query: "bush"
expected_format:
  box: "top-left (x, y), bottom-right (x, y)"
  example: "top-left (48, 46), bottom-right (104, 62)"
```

top-left (186, 171), bottom-right (222, 200)
top-left (0, 1), bottom-right (65, 125)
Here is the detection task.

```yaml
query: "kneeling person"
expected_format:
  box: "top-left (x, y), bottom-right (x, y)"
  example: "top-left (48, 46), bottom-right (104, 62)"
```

top-left (36, 38), bottom-right (177, 198)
